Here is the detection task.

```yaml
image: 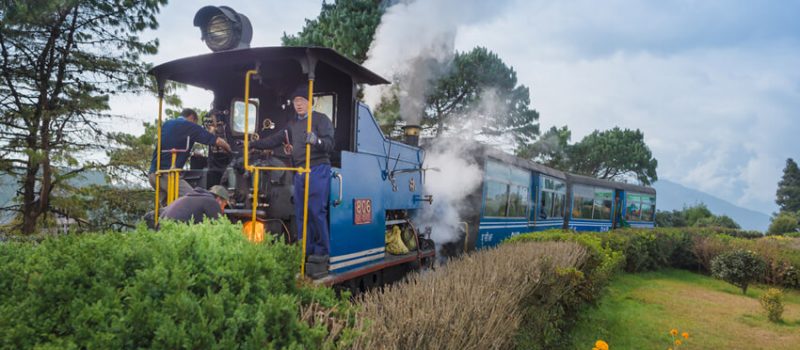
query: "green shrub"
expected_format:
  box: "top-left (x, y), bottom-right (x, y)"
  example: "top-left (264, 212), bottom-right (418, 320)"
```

top-left (768, 212), bottom-right (799, 235)
top-left (759, 288), bottom-right (785, 322)
top-left (710, 249), bottom-right (766, 294)
top-left (0, 220), bottom-right (355, 349)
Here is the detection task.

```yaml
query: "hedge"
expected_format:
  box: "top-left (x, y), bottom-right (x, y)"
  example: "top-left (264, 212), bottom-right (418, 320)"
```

top-left (510, 227), bottom-right (800, 289)
top-left (0, 220), bottom-right (355, 350)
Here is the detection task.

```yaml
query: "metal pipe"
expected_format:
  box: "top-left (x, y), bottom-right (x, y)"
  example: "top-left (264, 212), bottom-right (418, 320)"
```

top-left (243, 69), bottom-right (257, 171)
top-left (300, 79), bottom-right (314, 277)
top-left (251, 169), bottom-right (259, 236)
top-left (154, 96), bottom-right (164, 227)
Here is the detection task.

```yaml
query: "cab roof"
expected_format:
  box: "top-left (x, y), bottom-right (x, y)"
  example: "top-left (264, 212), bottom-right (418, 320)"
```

top-left (148, 46), bottom-right (390, 91)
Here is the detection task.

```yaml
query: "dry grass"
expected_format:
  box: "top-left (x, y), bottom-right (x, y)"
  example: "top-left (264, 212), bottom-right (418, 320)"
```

top-left (350, 242), bottom-right (588, 350)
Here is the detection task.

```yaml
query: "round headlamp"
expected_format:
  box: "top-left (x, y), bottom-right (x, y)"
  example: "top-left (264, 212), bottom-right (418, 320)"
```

top-left (193, 6), bottom-right (252, 52)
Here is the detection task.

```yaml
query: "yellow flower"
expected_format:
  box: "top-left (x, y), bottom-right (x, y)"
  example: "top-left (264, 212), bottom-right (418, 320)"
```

top-left (675, 339), bottom-right (682, 346)
top-left (592, 348), bottom-right (599, 350)
top-left (595, 340), bottom-right (609, 350)
top-left (670, 329), bottom-right (678, 336)
top-left (681, 332), bottom-right (689, 339)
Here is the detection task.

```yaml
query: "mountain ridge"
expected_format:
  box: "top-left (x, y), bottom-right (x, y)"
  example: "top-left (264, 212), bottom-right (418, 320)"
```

top-left (653, 179), bottom-right (771, 232)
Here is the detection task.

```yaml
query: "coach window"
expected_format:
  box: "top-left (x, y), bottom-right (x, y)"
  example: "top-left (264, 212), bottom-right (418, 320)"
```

top-left (572, 185), bottom-right (594, 219)
top-left (483, 161), bottom-right (529, 218)
top-left (593, 188), bottom-right (613, 220)
top-left (640, 195), bottom-right (656, 221)
top-left (626, 193), bottom-right (642, 221)
top-left (541, 176), bottom-right (566, 219)
top-left (484, 181), bottom-right (509, 217)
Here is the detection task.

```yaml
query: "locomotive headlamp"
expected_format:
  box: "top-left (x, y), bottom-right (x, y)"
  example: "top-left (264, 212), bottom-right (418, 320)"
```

top-left (193, 6), bottom-right (252, 52)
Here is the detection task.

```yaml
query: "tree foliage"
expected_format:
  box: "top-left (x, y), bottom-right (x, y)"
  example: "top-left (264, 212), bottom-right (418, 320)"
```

top-left (767, 211), bottom-right (799, 235)
top-left (568, 127), bottom-right (658, 185)
top-left (377, 47), bottom-right (541, 148)
top-left (0, 0), bottom-right (166, 233)
top-left (516, 125), bottom-right (571, 170)
top-left (776, 158), bottom-right (800, 213)
top-left (655, 203), bottom-right (741, 229)
top-left (518, 126), bottom-right (658, 186)
top-left (281, 0), bottom-right (382, 64)
top-left (423, 47), bottom-right (540, 145)
top-left (711, 249), bottom-right (766, 294)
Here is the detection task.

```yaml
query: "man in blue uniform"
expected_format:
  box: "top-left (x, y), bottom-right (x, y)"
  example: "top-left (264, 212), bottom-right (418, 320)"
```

top-left (161, 185), bottom-right (230, 224)
top-left (250, 86), bottom-right (334, 264)
top-left (149, 108), bottom-right (232, 204)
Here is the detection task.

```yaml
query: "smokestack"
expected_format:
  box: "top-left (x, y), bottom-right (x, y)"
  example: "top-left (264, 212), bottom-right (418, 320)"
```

top-left (402, 125), bottom-right (421, 147)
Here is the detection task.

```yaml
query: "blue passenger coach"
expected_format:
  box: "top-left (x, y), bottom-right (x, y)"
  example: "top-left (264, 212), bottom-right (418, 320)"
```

top-left (447, 145), bottom-right (656, 255)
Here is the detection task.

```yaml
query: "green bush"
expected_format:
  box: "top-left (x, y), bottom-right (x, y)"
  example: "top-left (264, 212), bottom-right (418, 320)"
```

top-left (759, 288), bottom-right (785, 322)
top-left (768, 212), bottom-right (799, 235)
top-left (710, 249), bottom-right (766, 294)
top-left (0, 220), bottom-right (355, 349)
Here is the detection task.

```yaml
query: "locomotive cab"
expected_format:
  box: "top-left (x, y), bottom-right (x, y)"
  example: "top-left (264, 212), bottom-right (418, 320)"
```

top-left (149, 45), bottom-right (436, 286)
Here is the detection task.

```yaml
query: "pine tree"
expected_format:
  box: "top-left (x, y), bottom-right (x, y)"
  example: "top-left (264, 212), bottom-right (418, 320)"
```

top-left (0, 0), bottom-right (166, 233)
top-left (776, 158), bottom-right (800, 213)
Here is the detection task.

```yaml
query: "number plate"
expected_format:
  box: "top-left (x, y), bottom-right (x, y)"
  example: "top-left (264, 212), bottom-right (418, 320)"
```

top-left (353, 198), bottom-right (372, 225)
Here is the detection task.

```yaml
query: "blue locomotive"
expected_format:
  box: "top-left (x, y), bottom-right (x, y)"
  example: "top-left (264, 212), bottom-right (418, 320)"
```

top-left (149, 6), bottom-right (655, 291)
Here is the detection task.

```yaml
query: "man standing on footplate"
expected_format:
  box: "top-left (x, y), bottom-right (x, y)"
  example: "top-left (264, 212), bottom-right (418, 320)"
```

top-left (251, 85), bottom-right (334, 270)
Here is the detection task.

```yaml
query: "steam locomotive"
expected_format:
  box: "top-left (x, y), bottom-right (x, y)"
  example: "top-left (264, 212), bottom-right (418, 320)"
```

top-left (149, 6), bottom-right (655, 293)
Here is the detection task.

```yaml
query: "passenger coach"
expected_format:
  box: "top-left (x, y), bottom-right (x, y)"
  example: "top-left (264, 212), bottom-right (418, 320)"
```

top-left (447, 144), bottom-right (657, 255)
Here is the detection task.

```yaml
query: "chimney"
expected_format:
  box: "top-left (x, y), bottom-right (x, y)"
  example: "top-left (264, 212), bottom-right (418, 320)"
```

top-left (402, 125), bottom-right (421, 147)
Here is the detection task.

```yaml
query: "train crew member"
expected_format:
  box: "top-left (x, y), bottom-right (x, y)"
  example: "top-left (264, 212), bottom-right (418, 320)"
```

top-left (148, 108), bottom-right (232, 203)
top-left (160, 185), bottom-right (230, 224)
top-left (250, 85), bottom-right (334, 263)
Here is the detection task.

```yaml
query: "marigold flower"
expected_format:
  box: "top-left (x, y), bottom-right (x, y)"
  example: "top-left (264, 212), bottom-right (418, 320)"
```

top-left (670, 329), bottom-right (678, 336)
top-left (675, 339), bottom-right (682, 346)
top-left (681, 332), bottom-right (689, 339)
top-left (592, 348), bottom-right (599, 350)
top-left (595, 340), bottom-right (609, 350)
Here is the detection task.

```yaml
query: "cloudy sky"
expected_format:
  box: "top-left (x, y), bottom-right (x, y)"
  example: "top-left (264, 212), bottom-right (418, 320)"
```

top-left (110, 0), bottom-right (800, 216)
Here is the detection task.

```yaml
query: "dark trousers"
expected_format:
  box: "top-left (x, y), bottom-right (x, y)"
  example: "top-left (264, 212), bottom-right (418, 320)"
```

top-left (294, 163), bottom-right (331, 256)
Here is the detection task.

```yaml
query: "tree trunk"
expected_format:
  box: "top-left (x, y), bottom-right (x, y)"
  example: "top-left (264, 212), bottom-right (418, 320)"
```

top-left (21, 159), bottom-right (40, 234)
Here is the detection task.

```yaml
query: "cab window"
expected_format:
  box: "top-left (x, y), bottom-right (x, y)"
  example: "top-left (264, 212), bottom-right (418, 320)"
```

top-left (231, 99), bottom-right (258, 134)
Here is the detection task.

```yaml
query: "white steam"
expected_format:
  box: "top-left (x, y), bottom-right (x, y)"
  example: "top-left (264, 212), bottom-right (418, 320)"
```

top-left (363, 0), bottom-right (513, 123)
top-left (415, 138), bottom-right (483, 247)
top-left (365, 0), bottom-right (514, 248)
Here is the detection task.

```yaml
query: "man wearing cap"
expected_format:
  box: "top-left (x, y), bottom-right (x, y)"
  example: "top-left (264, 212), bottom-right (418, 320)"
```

top-left (160, 185), bottom-right (230, 224)
top-left (149, 108), bottom-right (232, 204)
top-left (250, 85), bottom-right (334, 263)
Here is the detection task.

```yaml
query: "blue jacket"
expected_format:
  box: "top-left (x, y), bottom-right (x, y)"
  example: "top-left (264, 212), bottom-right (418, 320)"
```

top-left (149, 118), bottom-right (217, 173)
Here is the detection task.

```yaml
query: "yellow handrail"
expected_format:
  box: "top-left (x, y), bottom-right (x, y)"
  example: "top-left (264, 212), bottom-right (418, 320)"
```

top-left (241, 69), bottom-right (313, 277)
top-left (300, 80), bottom-right (314, 277)
top-left (154, 96), bottom-right (164, 227)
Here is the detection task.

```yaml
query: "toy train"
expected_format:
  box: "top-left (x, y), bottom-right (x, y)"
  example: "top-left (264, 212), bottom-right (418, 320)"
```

top-left (149, 6), bottom-right (655, 293)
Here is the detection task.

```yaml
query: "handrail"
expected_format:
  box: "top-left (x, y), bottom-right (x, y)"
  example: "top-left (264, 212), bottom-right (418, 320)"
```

top-left (154, 96), bottom-right (164, 227)
top-left (299, 80), bottom-right (314, 277)
top-left (333, 172), bottom-right (343, 206)
top-left (241, 68), bottom-right (314, 277)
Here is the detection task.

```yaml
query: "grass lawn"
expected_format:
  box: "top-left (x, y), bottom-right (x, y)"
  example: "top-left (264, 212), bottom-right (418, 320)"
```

top-left (568, 269), bottom-right (800, 350)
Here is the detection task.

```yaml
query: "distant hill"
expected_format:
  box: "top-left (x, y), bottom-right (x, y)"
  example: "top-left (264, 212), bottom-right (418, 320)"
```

top-left (0, 171), bottom-right (107, 224)
top-left (0, 175), bottom-right (18, 223)
top-left (652, 179), bottom-right (771, 232)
